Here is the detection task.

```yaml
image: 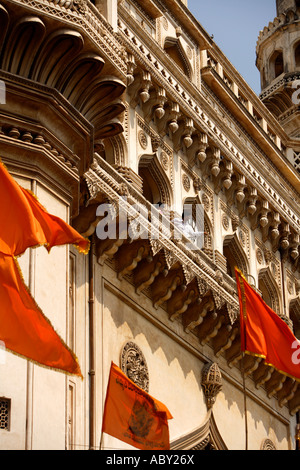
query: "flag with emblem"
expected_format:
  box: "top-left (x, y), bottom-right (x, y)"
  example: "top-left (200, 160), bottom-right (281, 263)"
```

top-left (102, 362), bottom-right (173, 450)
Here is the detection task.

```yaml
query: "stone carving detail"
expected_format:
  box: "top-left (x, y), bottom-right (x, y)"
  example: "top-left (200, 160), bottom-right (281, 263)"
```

top-left (186, 44), bottom-right (193, 60)
top-left (201, 362), bottom-right (222, 409)
top-left (162, 16), bottom-right (168, 31)
top-left (182, 173), bottom-right (191, 192)
top-left (260, 438), bottom-right (276, 450)
top-left (256, 248), bottom-right (264, 265)
top-left (72, 0), bottom-right (87, 13)
top-left (231, 214), bottom-right (240, 232)
top-left (222, 214), bottom-right (229, 231)
top-left (121, 341), bottom-right (149, 392)
top-left (287, 279), bottom-right (294, 295)
top-left (160, 151), bottom-right (169, 171)
top-left (138, 130), bottom-right (148, 150)
top-left (202, 193), bottom-right (210, 212)
top-left (239, 229), bottom-right (246, 247)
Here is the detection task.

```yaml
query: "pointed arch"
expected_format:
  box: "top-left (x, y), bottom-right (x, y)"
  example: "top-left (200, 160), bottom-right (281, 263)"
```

top-left (269, 49), bottom-right (284, 81)
top-left (171, 410), bottom-right (227, 450)
top-left (103, 134), bottom-right (128, 167)
top-left (258, 267), bottom-right (282, 315)
top-left (294, 40), bottom-right (300, 69)
top-left (223, 233), bottom-right (249, 278)
top-left (164, 36), bottom-right (193, 79)
top-left (138, 153), bottom-right (173, 206)
top-left (183, 196), bottom-right (213, 254)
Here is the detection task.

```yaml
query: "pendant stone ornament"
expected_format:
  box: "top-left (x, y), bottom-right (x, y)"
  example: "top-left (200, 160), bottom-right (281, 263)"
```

top-left (201, 362), bottom-right (222, 409)
top-left (121, 342), bottom-right (149, 392)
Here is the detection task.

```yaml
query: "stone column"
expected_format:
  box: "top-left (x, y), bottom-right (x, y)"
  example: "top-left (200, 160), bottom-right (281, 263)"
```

top-left (94, 0), bottom-right (118, 31)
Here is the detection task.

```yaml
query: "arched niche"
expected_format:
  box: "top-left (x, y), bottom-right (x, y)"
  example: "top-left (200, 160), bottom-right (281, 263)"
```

top-left (138, 153), bottom-right (173, 206)
top-left (258, 267), bottom-right (282, 315)
top-left (183, 196), bottom-right (213, 255)
top-left (269, 50), bottom-right (284, 81)
top-left (223, 233), bottom-right (249, 279)
top-left (294, 41), bottom-right (300, 69)
top-left (164, 36), bottom-right (193, 79)
top-left (98, 134), bottom-right (128, 167)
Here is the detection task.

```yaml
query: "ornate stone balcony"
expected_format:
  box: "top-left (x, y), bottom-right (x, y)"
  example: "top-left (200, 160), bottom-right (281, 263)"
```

top-left (73, 153), bottom-right (300, 416)
top-left (3, 0), bottom-right (126, 76)
top-left (0, 0), bottom-right (127, 207)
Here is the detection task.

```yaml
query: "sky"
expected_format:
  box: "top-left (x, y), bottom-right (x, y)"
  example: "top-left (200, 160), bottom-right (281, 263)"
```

top-left (187, 0), bottom-right (277, 95)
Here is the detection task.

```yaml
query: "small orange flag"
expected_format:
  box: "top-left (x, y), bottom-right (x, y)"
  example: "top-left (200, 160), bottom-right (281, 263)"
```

top-left (0, 161), bottom-right (89, 376)
top-left (102, 362), bottom-right (173, 450)
top-left (235, 268), bottom-right (300, 382)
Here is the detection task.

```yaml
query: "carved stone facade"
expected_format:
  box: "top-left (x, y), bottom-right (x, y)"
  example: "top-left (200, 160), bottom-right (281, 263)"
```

top-left (0, 0), bottom-right (299, 451)
top-left (120, 341), bottom-right (149, 392)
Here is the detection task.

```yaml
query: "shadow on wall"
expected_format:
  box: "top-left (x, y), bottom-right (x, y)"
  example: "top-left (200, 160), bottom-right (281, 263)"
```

top-left (99, 277), bottom-right (289, 449)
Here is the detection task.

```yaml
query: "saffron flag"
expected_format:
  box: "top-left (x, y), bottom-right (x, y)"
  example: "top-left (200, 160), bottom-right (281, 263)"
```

top-left (0, 160), bottom-right (90, 376)
top-left (102, 362), bottom-right (173, 450)
top-left (235, 268), bottom-right (300, 382)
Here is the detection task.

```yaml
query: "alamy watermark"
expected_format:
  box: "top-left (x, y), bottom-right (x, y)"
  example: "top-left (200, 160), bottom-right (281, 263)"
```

top-left (291, 80), bottom-right (300, 105)
top-left (292, 339), bottom-right (300, 365)
top-left (95, 199), bottom-right (205, 251)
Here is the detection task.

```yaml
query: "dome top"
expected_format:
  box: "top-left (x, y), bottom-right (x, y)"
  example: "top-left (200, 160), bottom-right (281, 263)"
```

top-left (277, 0), bottom-right (300, 15)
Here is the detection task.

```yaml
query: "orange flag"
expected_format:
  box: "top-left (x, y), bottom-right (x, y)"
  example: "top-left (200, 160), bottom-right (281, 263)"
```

top-left (0, 162), bottom-right (89, 257)
top-left (235, 268), bottom-right (300, 382)
top-left (102, 362), bottom-right (173, 450)
top-left (0, 161), bottom-right (90, 376)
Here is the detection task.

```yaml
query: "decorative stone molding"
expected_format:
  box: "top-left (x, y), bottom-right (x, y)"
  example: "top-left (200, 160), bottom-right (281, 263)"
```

top-left (84, 155), bottom-right (240, 313)
top-left (138, 129), bottom-right (148, 150)
top-left (120, 19), bottom-right (300, 267)
top-left (83, 155), bottom-right (300, 413)
top-left (120, 341), bottom-right (149, 392)
top-left (256, 248), bottom-right (264, 265)
top-left (222, 214), bottom-right (230, 231)
top-left (160, 151), bottom-right (169, 171)
top-left (171, 409), bottom-right (227, 450)
top-left (0, 121), bottom-right (80, 171)
top-left (182, 173), bottom-right (191, 192)
top-left (9, 0), bottom-right (126, 75)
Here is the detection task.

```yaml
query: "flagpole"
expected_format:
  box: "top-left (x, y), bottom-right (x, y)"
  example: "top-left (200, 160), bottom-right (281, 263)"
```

top-left (237, 268), bottom-right (249, 451)
top-left (99, 432), bottom-right (104, 450)
top-left (241, 352), bottom-right (248, 451)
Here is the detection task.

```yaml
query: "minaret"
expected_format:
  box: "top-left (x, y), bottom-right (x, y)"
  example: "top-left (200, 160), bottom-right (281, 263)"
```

top-left (256, 0), bottom-right (300, 139)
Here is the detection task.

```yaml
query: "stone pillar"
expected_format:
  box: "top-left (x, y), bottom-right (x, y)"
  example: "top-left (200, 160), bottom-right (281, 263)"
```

top-left (94, 0), bottom-right (118, 31)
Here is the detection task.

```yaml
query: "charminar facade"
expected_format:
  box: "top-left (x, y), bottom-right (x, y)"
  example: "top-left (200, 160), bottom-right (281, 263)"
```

top-left (0, 0), bottom-right (300, 450)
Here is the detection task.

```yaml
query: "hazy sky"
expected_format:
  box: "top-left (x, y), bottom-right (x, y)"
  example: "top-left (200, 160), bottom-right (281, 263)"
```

top-left (187, 0), bottom-right (277, 95)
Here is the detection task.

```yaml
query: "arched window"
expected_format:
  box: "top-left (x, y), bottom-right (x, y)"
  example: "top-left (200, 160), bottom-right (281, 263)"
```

top-left (164, 37), bottom-right (192, 79)
top-left (269, 50), bottom-right (284, 81)
top-left (182, 197), bottom-right (207, 250)
top-left (223, 234), bottom-right (249, 279)
top-left (258, 277), bottom-right (273, 309)
top-left (138, 153), bottom-right (173, 206)
top-left (258, 268), bottom-right (281, 315)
